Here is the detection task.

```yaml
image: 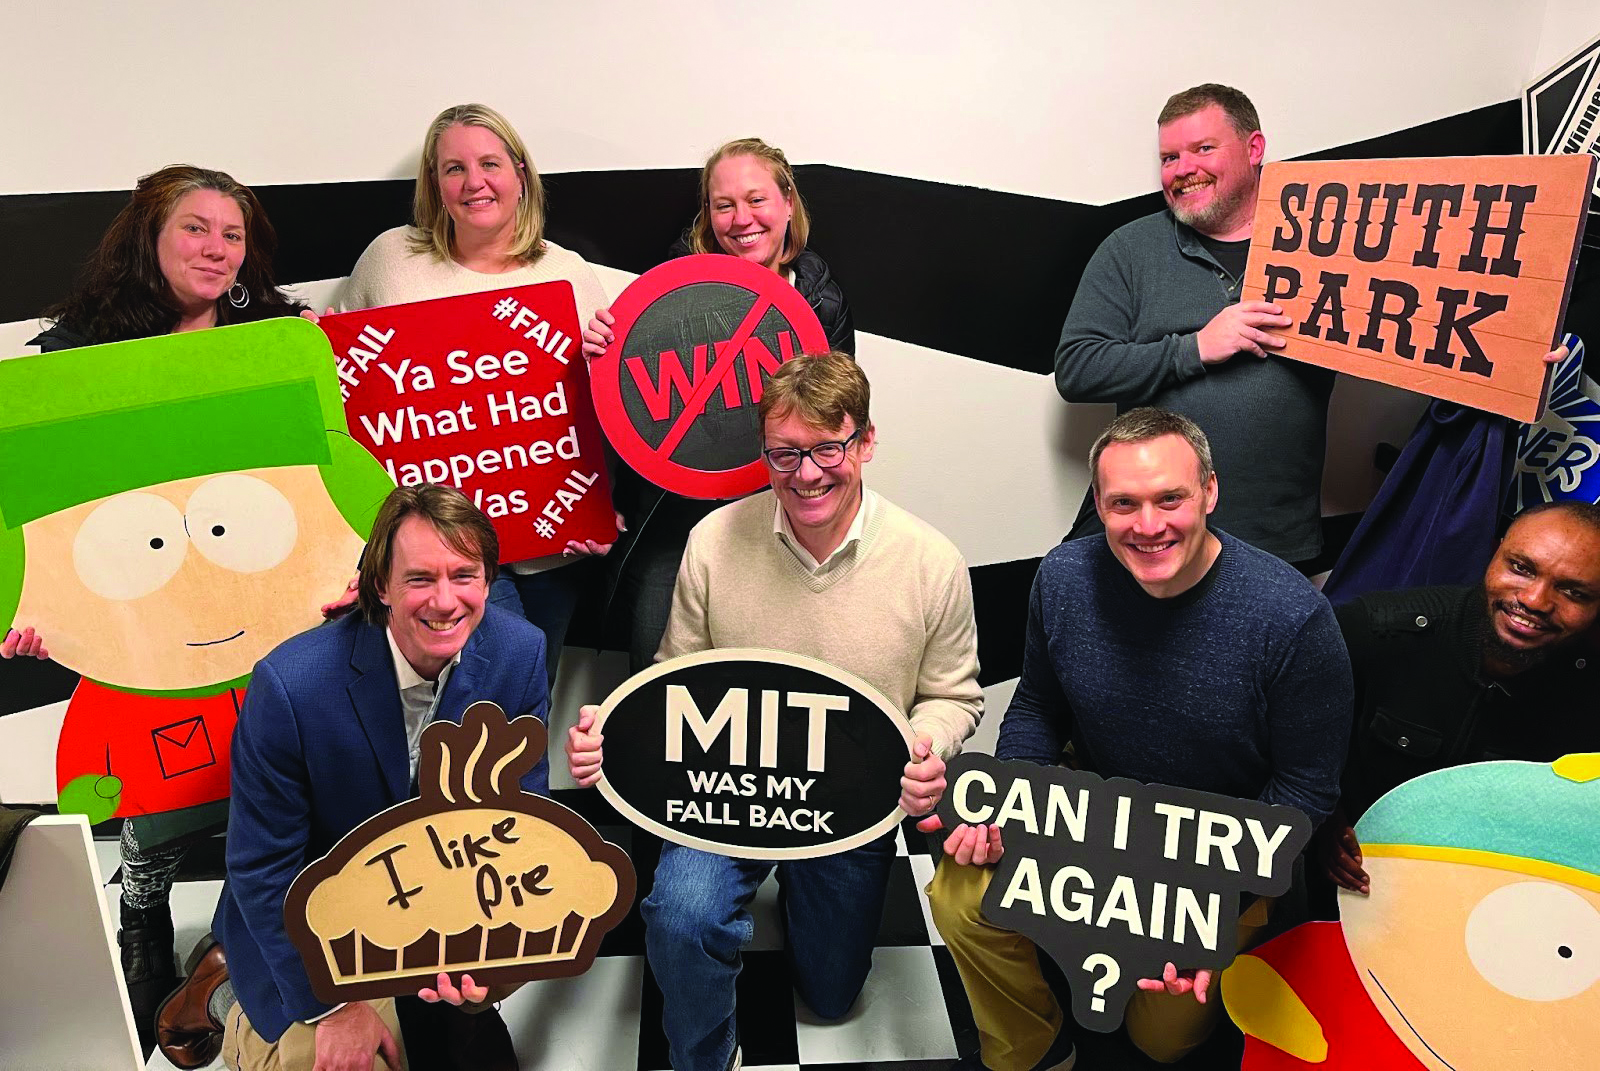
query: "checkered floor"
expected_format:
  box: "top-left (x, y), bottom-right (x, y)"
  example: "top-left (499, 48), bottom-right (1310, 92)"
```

top-left (118, 799), bottom-right (1245, 1071)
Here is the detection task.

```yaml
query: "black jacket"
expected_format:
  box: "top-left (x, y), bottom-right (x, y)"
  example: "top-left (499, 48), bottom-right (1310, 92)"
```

top-left (664, 237), bottom-right (855, 356)
top-left (1335, 584), bottom-right (1597, 817)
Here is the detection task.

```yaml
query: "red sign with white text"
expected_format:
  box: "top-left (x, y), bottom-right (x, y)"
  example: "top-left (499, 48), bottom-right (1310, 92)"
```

top-left (323, 284), bottom-right (616, 562)
top-left (589, 256), bottom-right (831, 499)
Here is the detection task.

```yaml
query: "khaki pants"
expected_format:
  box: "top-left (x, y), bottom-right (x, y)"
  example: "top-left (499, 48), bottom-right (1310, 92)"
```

top-left (927, 859), bottom-right (1273, 1068)
top-left (221, 999), bottom-right (406, 1071)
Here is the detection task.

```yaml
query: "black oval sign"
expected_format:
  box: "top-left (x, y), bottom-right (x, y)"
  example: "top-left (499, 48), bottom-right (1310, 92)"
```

top-left (594, 648), bottom-right (914, 858)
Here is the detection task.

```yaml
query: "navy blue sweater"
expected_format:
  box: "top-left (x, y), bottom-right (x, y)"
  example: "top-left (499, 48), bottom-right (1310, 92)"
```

top-left (998, 532), bottom-right (1352, 825)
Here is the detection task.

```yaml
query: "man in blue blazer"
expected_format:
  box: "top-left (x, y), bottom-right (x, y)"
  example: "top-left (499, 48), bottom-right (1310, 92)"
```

top-left (210, 484), bottom-right (549, 1071)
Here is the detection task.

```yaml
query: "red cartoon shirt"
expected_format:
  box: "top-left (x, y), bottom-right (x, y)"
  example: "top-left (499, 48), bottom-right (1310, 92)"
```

top-left (1239, 922), bottom-right (1429, 1070)
top-left (55, 678), bottom-right (243, 817)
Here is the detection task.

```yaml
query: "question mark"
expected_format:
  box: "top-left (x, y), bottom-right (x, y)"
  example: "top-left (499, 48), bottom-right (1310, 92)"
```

top-left (1081, 953), bottom-right (1120, 1013)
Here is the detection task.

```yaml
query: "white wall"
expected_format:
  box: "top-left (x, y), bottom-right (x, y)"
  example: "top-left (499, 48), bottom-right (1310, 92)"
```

top-left (0, 1), bottom-right (1543, 200)
top-left (1531, 0), bottom-right (1600, 75)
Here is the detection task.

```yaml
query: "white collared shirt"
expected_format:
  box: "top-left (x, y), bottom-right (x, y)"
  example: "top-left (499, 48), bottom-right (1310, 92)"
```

top-left (385, 627), bottom-right (462, 785)
top-left (773, 487), bottom-right (877, 575)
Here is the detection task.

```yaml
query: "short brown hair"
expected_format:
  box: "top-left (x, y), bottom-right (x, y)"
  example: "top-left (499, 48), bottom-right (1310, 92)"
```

top-left (1089, 407), bottom-right (1214, 493)
top-left (758, 351), bottom-right (869, 436)
top-left (1158, 84), bottom-right (1261, 139)
top-left (358, 484), bottom-right (499, 623)
top-left (688, 137), bottom-right (811, 268)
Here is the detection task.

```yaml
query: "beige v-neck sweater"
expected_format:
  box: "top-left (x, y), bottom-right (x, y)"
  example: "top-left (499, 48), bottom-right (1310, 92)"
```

top-left (658, 491), bottom-right (983, 758)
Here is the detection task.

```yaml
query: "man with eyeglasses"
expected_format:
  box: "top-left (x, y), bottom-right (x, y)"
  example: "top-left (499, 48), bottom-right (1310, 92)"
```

top-left (568, 350), bottom-right (982, 1071)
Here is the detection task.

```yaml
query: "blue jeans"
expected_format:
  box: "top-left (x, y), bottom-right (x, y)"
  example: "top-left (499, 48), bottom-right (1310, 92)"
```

top-left (642, 834), bottom-right (898, 1071)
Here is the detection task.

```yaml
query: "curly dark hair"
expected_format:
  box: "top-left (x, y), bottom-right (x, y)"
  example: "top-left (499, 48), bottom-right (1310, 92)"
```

top-left (43, 164), bottom-right (303, 344)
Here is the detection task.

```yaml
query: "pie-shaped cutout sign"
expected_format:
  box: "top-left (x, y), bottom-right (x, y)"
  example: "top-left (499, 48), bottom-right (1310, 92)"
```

top-left (284, 702), bottom-right (634, 1002)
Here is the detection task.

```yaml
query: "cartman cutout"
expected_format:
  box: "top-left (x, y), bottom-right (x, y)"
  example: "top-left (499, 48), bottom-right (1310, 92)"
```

top-left (0, 318), bottom-right (392, 822)
top-left (1224, 754), bottom-right (1600, 1068)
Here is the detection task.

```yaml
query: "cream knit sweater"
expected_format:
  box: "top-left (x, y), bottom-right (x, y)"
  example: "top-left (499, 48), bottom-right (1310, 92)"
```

top-left (340, 226), bottom-right (607, 323)
top-left (659, 490), bottom-right (983, 759)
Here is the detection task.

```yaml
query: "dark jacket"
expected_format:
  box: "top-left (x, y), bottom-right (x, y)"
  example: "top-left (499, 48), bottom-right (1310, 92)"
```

top-left (214, 607), bottom-right (549, 1042)
top-left (1321, 402), bottom-right (1514, 605)
top-left (1335, 584), bottom-right (1597, 817)
top-left (664, 236), bottom-right (855, 355)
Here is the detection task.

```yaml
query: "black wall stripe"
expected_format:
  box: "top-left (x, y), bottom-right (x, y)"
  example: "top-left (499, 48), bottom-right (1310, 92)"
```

top-left (0, 655), bottom-right (78, 717)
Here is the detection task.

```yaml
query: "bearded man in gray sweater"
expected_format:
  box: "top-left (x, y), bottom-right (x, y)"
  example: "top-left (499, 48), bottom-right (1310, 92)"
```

top-left (1056, 83), bottom-right (1332, 567)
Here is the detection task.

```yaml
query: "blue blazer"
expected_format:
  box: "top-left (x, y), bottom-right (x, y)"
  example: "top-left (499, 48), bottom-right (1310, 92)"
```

top-left (213, 605), bottom-right (549, 1042)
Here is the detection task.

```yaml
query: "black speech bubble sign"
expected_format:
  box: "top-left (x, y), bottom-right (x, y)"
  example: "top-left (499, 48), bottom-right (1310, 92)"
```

top-left (594, 649), bottom-right (914, 859)
top-left (933, 754), bottom-right (1312, 1032)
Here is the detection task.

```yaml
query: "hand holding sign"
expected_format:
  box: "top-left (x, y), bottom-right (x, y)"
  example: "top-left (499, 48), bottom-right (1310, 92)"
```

top-left (591, 648), bottom-right (913, 859)
top-left (1197, 301), bottom-right (1291, 363)
top-left (284, 703), bottom-right (634, 1002)
top-left (933, 754), bottom-right (1310, 1031)
top-left (1244, 154), bottom-right (1596, 421)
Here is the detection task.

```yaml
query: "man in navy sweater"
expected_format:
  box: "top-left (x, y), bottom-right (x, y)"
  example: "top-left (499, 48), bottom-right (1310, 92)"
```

top-left (926, 408), bottom-right (1352, 1070)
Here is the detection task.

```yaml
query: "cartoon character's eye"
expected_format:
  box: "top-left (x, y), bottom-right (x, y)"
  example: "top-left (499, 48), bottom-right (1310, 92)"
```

top-left (1465, 880), bottom-right (1600, 1001)
top-left (73, 492), bottom-right (187, 600)
top-left (185, 474), bottom-right (297, 573)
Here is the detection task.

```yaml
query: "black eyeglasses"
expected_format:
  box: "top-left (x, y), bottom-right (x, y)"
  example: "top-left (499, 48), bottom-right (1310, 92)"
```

top-left (762, 429), bottom-right (863, 472)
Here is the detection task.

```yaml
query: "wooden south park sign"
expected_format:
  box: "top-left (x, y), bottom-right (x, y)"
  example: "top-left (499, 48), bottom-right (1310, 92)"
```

top-left (588, 256), bottom-right (831, 500)
top-left (1244, 154), bottom-right (1596, 422)
top-left (284, 703), bottom-right (634, 1002)
top-left (593, 649), bottom-right (915, 859)
top-left (932, 754), bottom-right (1312, 1033)
top-left (322, 283), bottom-right (617, 563)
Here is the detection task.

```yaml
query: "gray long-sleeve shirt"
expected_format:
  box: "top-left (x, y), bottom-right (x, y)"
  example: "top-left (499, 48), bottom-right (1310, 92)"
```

top-left (1056, 210), bottom-right (1334, 562)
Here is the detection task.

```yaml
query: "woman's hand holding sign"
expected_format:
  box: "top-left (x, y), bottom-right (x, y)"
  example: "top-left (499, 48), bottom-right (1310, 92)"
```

top-left (567, 705), bottom-right (604, 787)
top-left (581, 307), bottom-right (615, 365)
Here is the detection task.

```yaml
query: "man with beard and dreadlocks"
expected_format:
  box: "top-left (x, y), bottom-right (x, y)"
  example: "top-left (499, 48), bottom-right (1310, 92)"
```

top-left (1317, 500), bottom-right (1600, 896)
top-left (1055, 83), bottom-right (1335, 569)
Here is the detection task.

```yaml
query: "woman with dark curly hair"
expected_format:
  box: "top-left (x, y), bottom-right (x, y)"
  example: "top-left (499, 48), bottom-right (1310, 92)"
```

top-left (32, 164), bottom-right (305, 351)
top-left (7, 163), bottom-right (306, 1058)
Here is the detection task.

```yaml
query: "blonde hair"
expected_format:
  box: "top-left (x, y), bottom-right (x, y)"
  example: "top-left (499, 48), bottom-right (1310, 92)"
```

top-left (689, 137), bottom-right (810, 268)
top-left (408, 104), bottom-right (546, 265)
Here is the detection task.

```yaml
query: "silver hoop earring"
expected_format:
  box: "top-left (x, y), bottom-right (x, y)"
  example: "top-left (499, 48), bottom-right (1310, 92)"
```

top-left (227, 283), bottom-right (250, 309)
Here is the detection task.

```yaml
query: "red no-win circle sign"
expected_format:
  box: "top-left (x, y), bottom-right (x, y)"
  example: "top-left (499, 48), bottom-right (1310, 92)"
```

top-left (590, 255), bottom-right (830, 499)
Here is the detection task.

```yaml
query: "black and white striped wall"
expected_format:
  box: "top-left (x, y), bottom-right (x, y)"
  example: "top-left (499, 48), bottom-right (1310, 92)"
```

top-left (4, 1), bottom-right (1599, 796)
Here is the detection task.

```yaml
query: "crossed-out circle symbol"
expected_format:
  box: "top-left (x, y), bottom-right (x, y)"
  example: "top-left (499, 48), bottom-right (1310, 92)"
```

top-left (589, 255), bottom-right (830, 500)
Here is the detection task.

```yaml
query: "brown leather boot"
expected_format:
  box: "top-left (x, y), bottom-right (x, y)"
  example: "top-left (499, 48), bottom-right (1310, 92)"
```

top-left (155, 935), bottom-right (228, 1069)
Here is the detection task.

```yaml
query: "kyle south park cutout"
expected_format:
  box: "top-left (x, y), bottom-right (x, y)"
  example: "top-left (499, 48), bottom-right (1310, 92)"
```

top-left (284, 702), bottom-right (635, 1003)
top-left (0, 319), bottom-right (393, 822)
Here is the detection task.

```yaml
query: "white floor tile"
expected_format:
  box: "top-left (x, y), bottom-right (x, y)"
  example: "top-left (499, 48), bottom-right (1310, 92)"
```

top-left (501, 954), bottom-right (645, 1071)
top-left (793, 946), bottom-right (957, 1064)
